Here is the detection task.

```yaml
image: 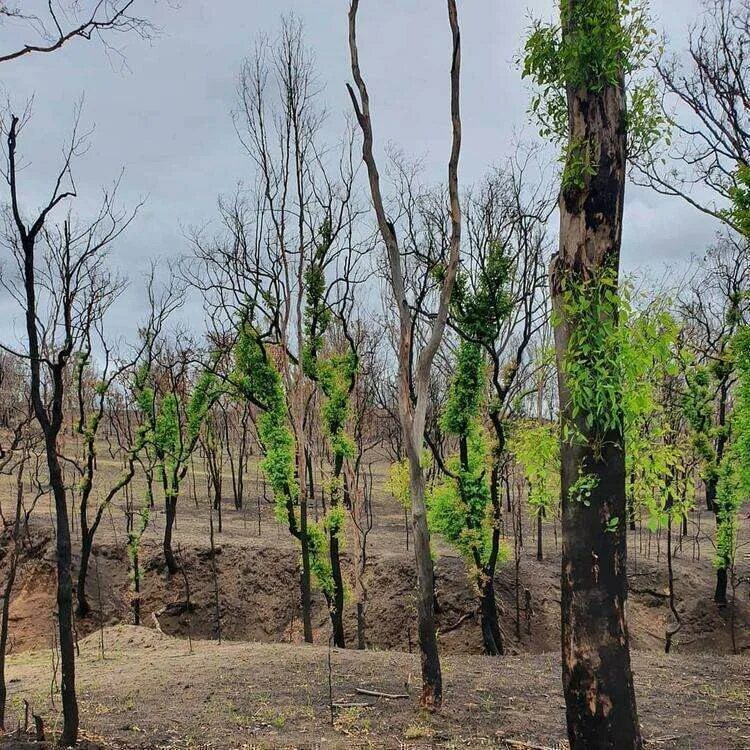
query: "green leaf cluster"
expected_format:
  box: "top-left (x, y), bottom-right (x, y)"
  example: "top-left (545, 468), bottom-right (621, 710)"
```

top-left (522, 0), bottom-right (662, 180)
top-left (558, 268), bottom-right (624, 437)
top-left (427, 425), bottom-right (498, 566)
top-left (319, 353), bottom-right (357, 462)
top-left (440, 342), bottom-right (485, 437)
top-left (301, 219), bottom-right (333, 381)
top-left (233, 316), bottom-right (299, 522)
top-left (725, 164), bottom-right (750, 239)
top-left (428, 342), bottom-right (501, 567)
top-left (713, 327), bottom-right (750, 570)
top-left (509, 419), bottom-right (560, 516)
top-left (451, 242), bottom-right (513, 346)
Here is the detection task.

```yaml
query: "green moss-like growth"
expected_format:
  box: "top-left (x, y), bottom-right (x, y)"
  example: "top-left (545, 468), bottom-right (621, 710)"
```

top-left (440, 342), bottom-right (484, 437)
top-left (428, 341), bottom-right (503, 568)
top-left (233, 315), bottom-right (298, 523)
top-left (713, 327), bottom-right (750, 572)
top-left (558, 268), bottom-right (623, 437)
top-left (428, 425), bottom-right (500, 567)
top-left (523, 0), bottom-right (662, 178)
top-left (510, 420), bottom-right (560, 519)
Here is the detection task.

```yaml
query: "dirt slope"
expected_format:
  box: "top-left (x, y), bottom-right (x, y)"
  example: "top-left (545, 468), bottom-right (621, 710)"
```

top-left (4, 520), bottom-right (748, 658)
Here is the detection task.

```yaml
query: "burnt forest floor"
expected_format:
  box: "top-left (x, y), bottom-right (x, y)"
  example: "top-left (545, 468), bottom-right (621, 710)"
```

top-left (3, 625), bottom-right (750, 749)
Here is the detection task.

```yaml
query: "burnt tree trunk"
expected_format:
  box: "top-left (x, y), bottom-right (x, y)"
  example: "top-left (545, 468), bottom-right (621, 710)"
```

top-left (479, 576), bottom-right (504, 656)
top-left (711, 385), bottom-right (730, 605)
top-left (409, 458), bottom-right (442, 706)
top-left (297, 491), bottom-right (314, 644)
top-left (47, 436), bottom-right (80, 745)
top-left (328, 453), bottom-right (346, 648)
top-left (163, 493), bottom-right (179, 575)
top-left (537, 510), bottom-right (544, 561)
top-left (551, 3), bottom-right (642, 746)
top-left (77, 531), bottom-right (93, 618)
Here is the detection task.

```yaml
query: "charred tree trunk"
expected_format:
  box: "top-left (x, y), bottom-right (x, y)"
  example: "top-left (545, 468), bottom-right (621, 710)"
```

top-left (711, 392), bottom-right (729, 605)
top-left (409, 459), bottom-right (442, 707)
top-left (163, 493), bottom-right (179, 575)
top-left (479, 576), bottom-right (504, 656)
top-left (550, 4), bottom-right (642, 746)
top-left (132, 546), bottom-right (141, 626)
top-left (297, 491), bottom-right (314, 644)
top-left (48, 435), bottom-right (79, 746)
top-left (76, 533), bottom-right (93, 618)
top-left (329, 454), bottom-right (346, 648)
top-left (537, 509), bottom-right (544, 561)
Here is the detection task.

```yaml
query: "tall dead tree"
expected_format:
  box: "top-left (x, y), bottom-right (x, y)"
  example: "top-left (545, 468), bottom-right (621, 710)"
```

top-left (1, 111), bottom-right (133, 746)
top-left (347, 0), bottom-right (462, 710)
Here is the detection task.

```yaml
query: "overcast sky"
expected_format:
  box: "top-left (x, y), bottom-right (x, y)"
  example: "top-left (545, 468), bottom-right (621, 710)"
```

top-left (0, 0), bottom-right (718, 344)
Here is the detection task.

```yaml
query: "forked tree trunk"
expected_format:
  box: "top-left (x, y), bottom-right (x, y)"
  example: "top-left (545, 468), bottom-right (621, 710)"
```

top-left (551, 3), bottom-right (641, 746)
top-left (347, 0), bottom-right (461, 710)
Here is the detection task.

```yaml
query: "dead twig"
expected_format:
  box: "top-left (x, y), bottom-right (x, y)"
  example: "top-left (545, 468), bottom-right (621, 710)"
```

top-left (355, 687), bottom-right (409, 700)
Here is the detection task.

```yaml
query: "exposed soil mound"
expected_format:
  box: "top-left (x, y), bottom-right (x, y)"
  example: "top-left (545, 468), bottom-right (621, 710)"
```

top-left (5, 518), bottom-right (748, 658)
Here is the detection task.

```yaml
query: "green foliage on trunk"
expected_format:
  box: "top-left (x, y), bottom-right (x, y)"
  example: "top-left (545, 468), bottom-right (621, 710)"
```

top-left (300, 220), bottom-right (359, 600)
top-left (440, 342), bottom-right (484, 437)
top-left (427, 425), bottom-right (500, 566)
top-left (557, 269), bottom-right (623, 439)
top-left (451, 242), bottom-right (513, 347)
top-left (427, 341), bottom-right (505, 568)
top-left (713, 327), bottom-right (750, 571)
top-left (233, 316), bottom-right (298, 519)
top-left (522, 0), bottom-right (663, 181)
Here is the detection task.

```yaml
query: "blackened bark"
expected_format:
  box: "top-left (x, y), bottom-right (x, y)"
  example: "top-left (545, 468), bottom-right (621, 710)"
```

top-left (711, 386), bottom-right (729, 603)
top-left (298, 495), bottom-right (314, 643)
top-left (329, 455), bottom-right (346, 648)
top-left (409, 459), bottom-right (442, 707)
top-left (714, 567), bottom-right (728, 606)
top-left (551, 2), bottom-right (642, 745)
top-left (48, 436), bottom-right (79, 746)
top-left (132, 547), bottom-right (141, 626)
top-left (163, 494), bottom-right (178, 575)
top-left (556, 421), bottom-right (641, 749)
top-left (479, 578), bottom-right (504, 656)
top-left (76, 534), bottom-right (93, 618)
top-left (537, 510), bottom-right (543, 561)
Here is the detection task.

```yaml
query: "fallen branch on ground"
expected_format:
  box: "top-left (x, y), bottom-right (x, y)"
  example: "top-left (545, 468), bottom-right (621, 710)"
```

top-left (355, 687), bottom-right (409, 699)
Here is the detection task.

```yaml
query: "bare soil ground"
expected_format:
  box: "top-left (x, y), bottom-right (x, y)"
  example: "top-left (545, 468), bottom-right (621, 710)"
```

top-left (2, 450), bottom-right (749, 748)
top-left (4, 625), bottom-right (750, 749)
